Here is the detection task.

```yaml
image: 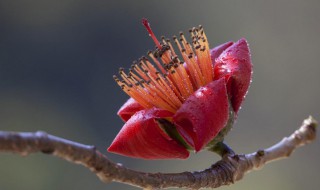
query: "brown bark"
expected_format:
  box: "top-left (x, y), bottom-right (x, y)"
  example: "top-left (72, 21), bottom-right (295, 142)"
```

top-left (0, 117), bottom-right (317, 189)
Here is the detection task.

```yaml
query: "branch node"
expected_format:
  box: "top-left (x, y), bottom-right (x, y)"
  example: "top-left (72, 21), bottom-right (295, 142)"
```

top-left (256, 149), bottom-right (265, 157)
top-left (232, 154), bottom-right (240, 162)
top-left (35, 131), bottom-right (49, 138)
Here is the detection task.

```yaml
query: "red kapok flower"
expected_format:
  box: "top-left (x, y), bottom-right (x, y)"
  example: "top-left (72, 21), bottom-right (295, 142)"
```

top-left (108, 19), bottom-right (252, 159)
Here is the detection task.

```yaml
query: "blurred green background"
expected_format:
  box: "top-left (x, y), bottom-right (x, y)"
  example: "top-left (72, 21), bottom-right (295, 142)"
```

top-left (0, 0), bottom-right (319, 189)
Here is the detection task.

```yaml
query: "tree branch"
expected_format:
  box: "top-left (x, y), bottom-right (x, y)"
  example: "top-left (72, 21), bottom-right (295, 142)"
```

top-left (0, 117), bottom-right (317, 189)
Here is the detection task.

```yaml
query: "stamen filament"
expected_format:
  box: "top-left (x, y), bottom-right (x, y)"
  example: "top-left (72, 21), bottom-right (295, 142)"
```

top-left (148, 51), bottom-right (166, 74)
top-left (145, 75), bottom-right (179, 110)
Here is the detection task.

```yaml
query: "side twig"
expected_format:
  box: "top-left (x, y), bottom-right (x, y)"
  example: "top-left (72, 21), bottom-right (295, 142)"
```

top-left (0, 117), bottom-right (317, 189)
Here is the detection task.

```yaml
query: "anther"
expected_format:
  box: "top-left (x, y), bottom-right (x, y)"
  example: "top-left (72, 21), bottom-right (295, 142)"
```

top-left (172, 56), bottom-right (179, 63)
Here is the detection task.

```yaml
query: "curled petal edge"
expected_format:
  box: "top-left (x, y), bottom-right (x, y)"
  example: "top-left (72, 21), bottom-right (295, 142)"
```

top-left (108, 108), bottom-right (190, 159)
top-left (210, 41), bottom-right (234, 66)
top-left (117, 98), bottom-right (145, 122)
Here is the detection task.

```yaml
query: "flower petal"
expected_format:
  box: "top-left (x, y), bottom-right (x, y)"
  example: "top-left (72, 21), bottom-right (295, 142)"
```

top-left (210, 41), bottom-right (234, 65)
top-left (108, 108), bottom-right (189, 159)
top-left (173, 78), bottom-right (229, 152)
top-left (214, 38), bottom-right (252, 113)
top-left (117, 98), bottom-right (145, 122)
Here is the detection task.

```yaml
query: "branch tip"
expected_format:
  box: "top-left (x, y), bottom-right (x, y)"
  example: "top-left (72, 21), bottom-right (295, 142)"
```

top-left (304, 116), bottom-right (318, 129)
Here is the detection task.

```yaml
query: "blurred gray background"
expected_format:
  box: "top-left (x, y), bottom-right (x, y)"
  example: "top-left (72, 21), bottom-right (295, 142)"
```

top-left (0, 0), bottom-right (319, 190)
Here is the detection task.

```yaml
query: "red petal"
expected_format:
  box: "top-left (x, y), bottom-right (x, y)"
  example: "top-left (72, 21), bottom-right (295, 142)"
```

top-left (214, 38), bottom-right (252, 113)
top-left (173, 78), bottom-right (229, 152)
top-left (108, 108), bottom-right (189, 159)
top-left (210, 41), bottom-right (234, 65)
top-left (117, 98), bottom-right (145, 122)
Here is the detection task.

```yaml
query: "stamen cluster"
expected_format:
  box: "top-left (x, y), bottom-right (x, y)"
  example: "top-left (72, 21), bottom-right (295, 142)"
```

top-left (114, 23), bottom-right (214, 113)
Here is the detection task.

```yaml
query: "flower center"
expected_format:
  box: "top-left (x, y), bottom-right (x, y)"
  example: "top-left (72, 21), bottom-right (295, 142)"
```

top-left (114, 19), bottom-right (214, 113)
